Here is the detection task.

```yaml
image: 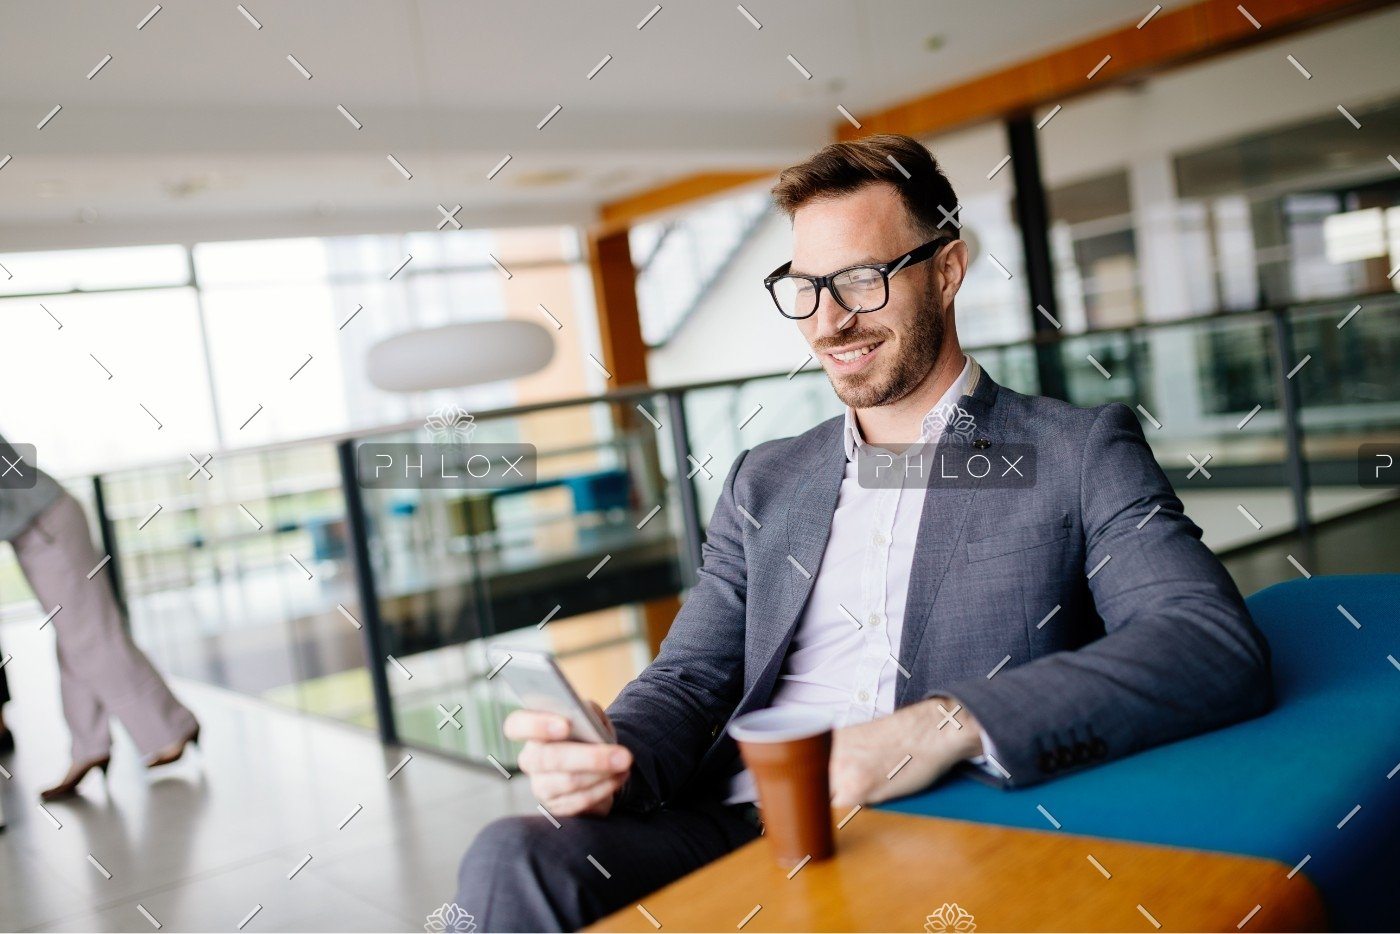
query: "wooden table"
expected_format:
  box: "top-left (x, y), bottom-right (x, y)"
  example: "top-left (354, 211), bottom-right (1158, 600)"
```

top-left (589, 808), bottom-right (1325, 932)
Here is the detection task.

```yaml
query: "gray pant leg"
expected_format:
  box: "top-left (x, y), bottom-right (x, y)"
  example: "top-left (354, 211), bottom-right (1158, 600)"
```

top-left (454, 799), bottom-right (758, 932)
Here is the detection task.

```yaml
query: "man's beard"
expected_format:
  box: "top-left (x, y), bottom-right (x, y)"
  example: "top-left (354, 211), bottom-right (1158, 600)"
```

top-left (825, 278), bottom-right (944, 410)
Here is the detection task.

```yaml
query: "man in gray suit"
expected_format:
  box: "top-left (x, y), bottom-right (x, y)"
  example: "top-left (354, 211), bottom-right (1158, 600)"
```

top-left (455, 134), bottom-right (1271, 931)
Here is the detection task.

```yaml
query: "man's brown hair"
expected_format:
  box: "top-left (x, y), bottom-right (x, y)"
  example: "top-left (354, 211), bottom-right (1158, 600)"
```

top-left (770, 133), bottom-right (958, 242)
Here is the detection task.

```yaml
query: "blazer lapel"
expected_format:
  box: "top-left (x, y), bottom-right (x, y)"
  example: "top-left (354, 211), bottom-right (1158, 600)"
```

top-left (896, 366), bottom-right (1005, 705)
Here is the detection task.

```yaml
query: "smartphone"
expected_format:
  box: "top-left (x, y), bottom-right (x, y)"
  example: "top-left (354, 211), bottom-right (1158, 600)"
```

top-left (488, 647), bottom-right (616, 744)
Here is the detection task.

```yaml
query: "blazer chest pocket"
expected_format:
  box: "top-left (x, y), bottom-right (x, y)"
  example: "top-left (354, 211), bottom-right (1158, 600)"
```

top-left (966, 514), bottom-right (1070, 562)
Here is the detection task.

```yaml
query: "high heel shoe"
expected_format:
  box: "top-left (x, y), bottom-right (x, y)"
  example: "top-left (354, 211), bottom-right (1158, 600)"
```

top-left (146, 724), bottom-right (200, 768)
top-left (40, 756), bottom-right (110, 801)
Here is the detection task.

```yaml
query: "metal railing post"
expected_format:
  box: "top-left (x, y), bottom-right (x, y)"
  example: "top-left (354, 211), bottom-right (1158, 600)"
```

top-left (1007, 114), bottom-right (1069, 402)
top-left (336, 438), bottom-right (399, 747)
top-left (90, 475), bottom-right (129, 623)
top-left (1270, 307), bottom-right (1313, 546)
top-left (664, 391), bottom-right (705, 587)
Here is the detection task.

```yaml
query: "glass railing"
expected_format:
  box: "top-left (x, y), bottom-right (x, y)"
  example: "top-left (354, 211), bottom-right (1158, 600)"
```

top-left (3, 295), bottom-right (1395, 769)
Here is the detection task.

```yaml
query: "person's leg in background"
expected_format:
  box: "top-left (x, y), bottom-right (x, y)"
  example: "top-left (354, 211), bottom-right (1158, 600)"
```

top-left (0, 643), bottom-right (12, 753)
top-left (455, 798), bottom-right (759, 932)
top-left (11, 490), bottom-right (199, 797)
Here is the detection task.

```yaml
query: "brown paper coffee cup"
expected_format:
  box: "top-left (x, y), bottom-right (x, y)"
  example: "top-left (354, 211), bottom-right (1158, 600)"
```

top-left (729, 708), bottom-right (834, 866)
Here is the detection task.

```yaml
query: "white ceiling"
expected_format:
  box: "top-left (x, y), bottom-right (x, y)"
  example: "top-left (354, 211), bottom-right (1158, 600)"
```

top-left (0, 0), bottom-right (1189, 250)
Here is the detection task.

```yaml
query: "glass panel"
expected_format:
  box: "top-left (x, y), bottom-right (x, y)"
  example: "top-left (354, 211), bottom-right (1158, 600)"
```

top-left (100, 444), bottom-right (375, 729)
top-left (1058, 315), bottom-right (1290, 552)
top-left (1291, 297), bottom-right (1400, 524)
top-left (682, 369), bottom-right (842, 522)
top-left (353, 395), bottom-right (685, 765)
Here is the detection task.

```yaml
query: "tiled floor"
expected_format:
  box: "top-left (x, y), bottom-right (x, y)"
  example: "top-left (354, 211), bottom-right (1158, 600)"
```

top-left (0, 619), bottom-right (533, 933)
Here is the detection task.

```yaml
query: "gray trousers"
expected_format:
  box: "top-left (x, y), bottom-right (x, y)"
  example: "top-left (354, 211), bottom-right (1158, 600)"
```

top-left (455, 797), bottom-right (759, 932)
top-left (12, 491), bottom-right (197, 762)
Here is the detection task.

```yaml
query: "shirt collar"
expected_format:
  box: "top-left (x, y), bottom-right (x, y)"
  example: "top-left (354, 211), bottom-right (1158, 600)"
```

top-left (842, 353), bottom-right (979, 462)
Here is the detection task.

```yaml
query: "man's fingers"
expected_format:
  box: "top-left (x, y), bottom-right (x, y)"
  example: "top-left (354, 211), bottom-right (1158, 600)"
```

top-left (544, 771), bottom-right (628, 817)
top-left (532, 769), bottom-right (616, 800)
top-left (518, 740), bottom-right (631, 775)
top-left (503, 709), bottom-right (571, 742)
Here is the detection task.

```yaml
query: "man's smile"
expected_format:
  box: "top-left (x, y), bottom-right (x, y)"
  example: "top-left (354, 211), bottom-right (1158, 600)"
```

top-left (825, 339), bottom-right (885, 372)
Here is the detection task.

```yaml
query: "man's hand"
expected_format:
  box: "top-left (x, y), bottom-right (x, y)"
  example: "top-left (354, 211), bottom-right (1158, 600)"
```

top-left (828, 697), bottom-right (983, 808)
top-left (505, 702), bottom-right (633, 817)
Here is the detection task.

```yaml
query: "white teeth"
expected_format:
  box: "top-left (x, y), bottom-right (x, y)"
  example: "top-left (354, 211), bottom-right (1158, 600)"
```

top-left (832, 344), bottom-right (876, 362)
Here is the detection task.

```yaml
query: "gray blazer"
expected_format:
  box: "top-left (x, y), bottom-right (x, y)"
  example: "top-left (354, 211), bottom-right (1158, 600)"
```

top-left (607, 370), bottom-right (1273, 808)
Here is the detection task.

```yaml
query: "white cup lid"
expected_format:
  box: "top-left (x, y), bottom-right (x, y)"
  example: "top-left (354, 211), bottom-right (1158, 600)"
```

top-left (727, 707), bottom-right (832, 743)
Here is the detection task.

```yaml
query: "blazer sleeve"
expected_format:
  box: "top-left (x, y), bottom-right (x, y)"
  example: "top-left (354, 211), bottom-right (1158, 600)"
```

top-left (931, 402), bottom-right (1274, 787)
top-left (607, 448), bottom-right (752, 810)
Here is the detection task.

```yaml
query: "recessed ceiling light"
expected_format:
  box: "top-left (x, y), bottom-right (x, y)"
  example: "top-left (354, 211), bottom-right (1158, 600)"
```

top-left (924, 34), bottom-right (946, 52)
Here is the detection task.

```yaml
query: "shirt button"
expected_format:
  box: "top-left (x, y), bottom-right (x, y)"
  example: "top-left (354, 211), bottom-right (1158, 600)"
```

top-left (872, 533), bottom-right (887, 546)
top-left (868, 613), bottom-right (882, 627)
top-left (857, 689), bottom-right (871, 702)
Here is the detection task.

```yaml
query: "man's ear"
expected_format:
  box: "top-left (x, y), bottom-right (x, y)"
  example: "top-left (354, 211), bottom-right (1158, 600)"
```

top-left (937, 239), bottom-right (970, 309)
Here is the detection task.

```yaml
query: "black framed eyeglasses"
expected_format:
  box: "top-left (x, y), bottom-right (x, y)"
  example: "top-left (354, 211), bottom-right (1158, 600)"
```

top-left (763, 236), bottom-right (956, 320)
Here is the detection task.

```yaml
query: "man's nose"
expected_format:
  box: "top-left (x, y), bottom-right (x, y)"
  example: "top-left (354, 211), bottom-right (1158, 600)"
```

top-left (812, 286), bottom-right (857, 340)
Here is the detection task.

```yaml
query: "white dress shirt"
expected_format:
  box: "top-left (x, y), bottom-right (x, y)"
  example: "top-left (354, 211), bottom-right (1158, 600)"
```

top-left (726, 353), bottom-right (997, 804)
